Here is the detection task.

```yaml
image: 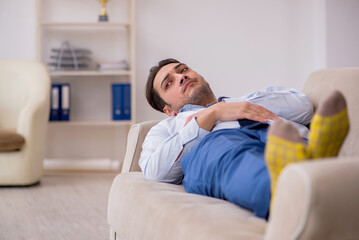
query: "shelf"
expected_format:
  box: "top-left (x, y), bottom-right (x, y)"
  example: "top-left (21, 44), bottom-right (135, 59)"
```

top-left (49, 70), bottom-right (131, 77)
top-left (49, 120), bottom-right (132, 126)
top-left (38, 0), bottom-right (136, 172)
top-left (41, 22), bottom-right (130, 28)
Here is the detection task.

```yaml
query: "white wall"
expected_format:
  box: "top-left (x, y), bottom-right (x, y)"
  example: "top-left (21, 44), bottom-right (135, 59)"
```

top-left (135, 0), bottom-right (328, 122)
top-left (0, 0), bottom-right (37, 59)
top-left (1, 0), bottom-right (358, 124)
top-left (327, 0), bottom-right (359, 68)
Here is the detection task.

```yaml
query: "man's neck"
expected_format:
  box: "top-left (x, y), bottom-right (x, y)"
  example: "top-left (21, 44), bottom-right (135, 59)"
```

top-left (201, 96), bottom-right (217, 106)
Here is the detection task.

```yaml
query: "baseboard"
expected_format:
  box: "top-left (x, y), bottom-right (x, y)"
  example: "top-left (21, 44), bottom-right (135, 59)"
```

top-left (44, 158), bottom-right (121, 172)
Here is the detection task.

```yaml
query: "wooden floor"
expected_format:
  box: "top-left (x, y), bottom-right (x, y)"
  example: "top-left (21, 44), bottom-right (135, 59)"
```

top-left (0, 173), bottom-right (117, 240)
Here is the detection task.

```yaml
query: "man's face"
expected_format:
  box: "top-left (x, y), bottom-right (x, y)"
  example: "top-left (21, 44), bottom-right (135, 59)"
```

top-left (153, 62), bottom-right (214, 116)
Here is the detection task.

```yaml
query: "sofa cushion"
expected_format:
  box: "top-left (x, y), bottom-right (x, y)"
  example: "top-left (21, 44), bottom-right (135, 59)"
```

top-left (302, 68), bottom-right (359, 156)
top-left (108, 172), bottom-right (267, 240)
top-left (0, 129), bottom-right (25, 151)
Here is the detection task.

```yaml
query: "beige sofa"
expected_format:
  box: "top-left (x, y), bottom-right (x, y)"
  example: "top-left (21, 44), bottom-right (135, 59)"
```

top-left (108, 68), bottom-right (359, 240)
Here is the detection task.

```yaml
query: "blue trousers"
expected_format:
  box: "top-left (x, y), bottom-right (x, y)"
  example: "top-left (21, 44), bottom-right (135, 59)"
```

top-left (181, 124), bottom-right (271, 218)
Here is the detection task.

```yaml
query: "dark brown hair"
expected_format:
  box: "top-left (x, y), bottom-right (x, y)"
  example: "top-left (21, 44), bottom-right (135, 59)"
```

top-left (146, 58), bottom-right (180, 112)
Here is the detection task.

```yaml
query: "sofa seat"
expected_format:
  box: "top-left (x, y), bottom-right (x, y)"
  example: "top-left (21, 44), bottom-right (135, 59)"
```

top-left (108, 172), bottom-right (267, 240)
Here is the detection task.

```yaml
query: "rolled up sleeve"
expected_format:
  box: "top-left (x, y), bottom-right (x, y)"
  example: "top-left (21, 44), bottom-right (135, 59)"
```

top-left (139, 117), bottom-right (209, 184)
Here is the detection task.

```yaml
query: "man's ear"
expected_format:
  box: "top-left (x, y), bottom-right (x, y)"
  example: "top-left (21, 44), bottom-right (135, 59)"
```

top-left (163, 105), bottom-right (177, 116)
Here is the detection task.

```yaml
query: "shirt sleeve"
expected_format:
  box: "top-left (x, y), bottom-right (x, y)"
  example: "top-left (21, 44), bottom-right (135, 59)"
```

top-left (224, 86), bottom-right (314, 125)
top-left (139, 117), bottom-right (209, 184)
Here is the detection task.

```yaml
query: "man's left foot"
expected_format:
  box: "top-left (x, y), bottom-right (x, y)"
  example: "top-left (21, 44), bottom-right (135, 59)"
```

top-left (265, 119), bottom-right (308, 212)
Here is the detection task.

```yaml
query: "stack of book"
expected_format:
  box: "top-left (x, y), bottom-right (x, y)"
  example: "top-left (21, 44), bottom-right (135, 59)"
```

top-left (50, 83), bottom-right (71, 121)
top-left (97, 60), bottom-right (129, 71)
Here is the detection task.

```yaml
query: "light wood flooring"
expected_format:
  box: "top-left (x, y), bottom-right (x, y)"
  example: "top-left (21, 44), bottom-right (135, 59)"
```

top-left (0, 173), bottom-right (117, 240)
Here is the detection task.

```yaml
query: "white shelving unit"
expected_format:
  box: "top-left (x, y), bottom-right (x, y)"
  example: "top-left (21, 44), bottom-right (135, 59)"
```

top-left (36, 0), bottom-right (136, 172)
top-left (49, 70), bottom-right (131, 77)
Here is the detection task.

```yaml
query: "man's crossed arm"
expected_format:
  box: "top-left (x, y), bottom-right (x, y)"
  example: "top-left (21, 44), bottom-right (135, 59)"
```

top-left (186, 101), bottom-right (278, 131)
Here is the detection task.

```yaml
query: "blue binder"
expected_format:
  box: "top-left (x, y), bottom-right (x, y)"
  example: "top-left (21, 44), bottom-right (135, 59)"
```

top-left (112, 83), bottom-right (131, 120)
top-left (123, 84), bottom-right (131, 120)
top-left (50, 84), bottom-right (61, 121)
top-left (60, 83), bottom-right (70, 121)
top-left (112, 84), bottom-right (122, 120)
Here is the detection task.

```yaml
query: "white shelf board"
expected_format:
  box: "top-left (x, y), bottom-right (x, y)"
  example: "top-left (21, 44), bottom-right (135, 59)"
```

top-left (48, 120), bottom-right (132, 126)
top-left (49, 70), bottom-right (131, 77)
top-left (41, 22), bottom-right (130, 28)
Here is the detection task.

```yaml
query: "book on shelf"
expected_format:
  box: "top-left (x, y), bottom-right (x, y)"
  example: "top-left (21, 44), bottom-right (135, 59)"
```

top-left (97, 60), bottom-right (129, 71)
top-left (50, 84), bottom-right (60, 121)
top-left (112, 83), bottom-right (131, 120)
top-left (49, 83), bottom-right (71, 121)
top-left (61, 84), bottom-right (70, 121)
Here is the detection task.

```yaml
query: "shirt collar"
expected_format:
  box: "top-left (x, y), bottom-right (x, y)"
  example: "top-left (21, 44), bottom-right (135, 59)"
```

top-left (179, 97), bottom-right (229, 112)
top-left (179, 104), bottom-right (204, 113)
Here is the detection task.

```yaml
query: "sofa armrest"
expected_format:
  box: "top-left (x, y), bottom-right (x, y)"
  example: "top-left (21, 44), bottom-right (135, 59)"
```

top-left (121, 120), bottom-right (159, 173)
top-left (265, 157), bottom-right (359, 240)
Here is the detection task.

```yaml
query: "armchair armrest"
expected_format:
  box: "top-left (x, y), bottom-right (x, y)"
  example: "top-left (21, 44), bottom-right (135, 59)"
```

top-left (17, 61), bottom-right (50, 141)
top-left (265, 157), bottom-right (359, 240)
top-left (121, 120), bottom-right (159, 173)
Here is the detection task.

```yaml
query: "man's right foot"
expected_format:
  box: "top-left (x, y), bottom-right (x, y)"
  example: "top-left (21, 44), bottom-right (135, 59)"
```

top-left (265, 119), bottom-right (308, 212)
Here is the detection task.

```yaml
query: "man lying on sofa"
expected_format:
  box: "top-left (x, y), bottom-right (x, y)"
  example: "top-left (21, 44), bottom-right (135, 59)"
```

top-left (139, 58), bottom-right (350, 219)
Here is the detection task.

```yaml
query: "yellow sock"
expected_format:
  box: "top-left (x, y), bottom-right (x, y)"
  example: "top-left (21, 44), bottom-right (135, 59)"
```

top-left (308, 109), bottom-right (350, 159)
top-left (265, 135), bottom-right (308, 212)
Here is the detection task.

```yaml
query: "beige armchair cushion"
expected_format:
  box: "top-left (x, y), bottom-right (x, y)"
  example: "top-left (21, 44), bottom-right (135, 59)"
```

top-left (0, 129), bottom-right (25, 151)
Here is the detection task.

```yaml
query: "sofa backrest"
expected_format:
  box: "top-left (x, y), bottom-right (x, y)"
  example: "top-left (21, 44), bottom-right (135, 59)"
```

top-left (0, 60), bottom-right (50, 129)
top-left (302, 68), bottom-right (359, 157)
top-left (122, 68), bottom-right (359, 173)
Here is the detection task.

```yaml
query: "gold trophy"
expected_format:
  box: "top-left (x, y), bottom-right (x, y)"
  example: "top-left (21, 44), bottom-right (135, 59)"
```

top-left (98, 0), bottom-right (110, 22)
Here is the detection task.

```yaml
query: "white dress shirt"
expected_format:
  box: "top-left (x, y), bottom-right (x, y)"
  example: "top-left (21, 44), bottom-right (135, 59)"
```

top-left (139, 86), bottom-right (314, 184)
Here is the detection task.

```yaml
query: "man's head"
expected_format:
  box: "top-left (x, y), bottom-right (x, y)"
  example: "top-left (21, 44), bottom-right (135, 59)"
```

top-left (146, 58), bottom-right (217, 116)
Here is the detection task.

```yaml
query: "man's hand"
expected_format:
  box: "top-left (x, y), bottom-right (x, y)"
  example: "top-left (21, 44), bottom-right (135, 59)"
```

top-left (213, 101), bottom-right (277, 122)
top-left (185, 102), bottom-right (278, 131)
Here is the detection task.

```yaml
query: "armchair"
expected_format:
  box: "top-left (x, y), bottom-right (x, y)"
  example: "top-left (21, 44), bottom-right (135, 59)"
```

top-left (0, 60), bottom-right (50, 186)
